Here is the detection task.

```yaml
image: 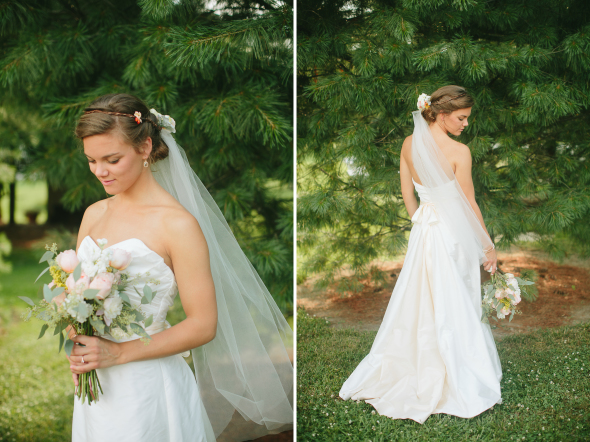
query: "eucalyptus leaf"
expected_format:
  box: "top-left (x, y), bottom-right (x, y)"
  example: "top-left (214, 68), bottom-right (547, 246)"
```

top-left (141, 296), bottom-right (150, 305)
top-left (133, 310), bottom-right (145, 322)
top-left (59, 332), bottom-right (65, 353)
top-left (73, 262), bottom-right (82, 281)
top-left (35, 266), bottom-right (51, 283)
top-left (144, 314), bottom-right (153, 328)
top-left (89, 316), bottom-right (105, 335)
top-left (64, 339), bottom-right (74, 357)
top-left (26, 310), bottom-right (32, 320)
top-left (129, 323), bottom-right (151, 340)
top-left (118, 290), bottom-right (131, 305)
top-left (143, 285), bottom-right (153, 303)
top-left (18, 296), bottom-right (35, 307)
top-left (38, 324), bottom-right (49, 339)
top-left (43, 284), bottom-right (54, 303)
top-left (83, 288), bottom-right (100, 300)
top-left (39, 250), bottom-right (54, 264)
top-left (39, 311), bottom-right (52, 321)
top-left (509, 311), bottom-right (515, 322)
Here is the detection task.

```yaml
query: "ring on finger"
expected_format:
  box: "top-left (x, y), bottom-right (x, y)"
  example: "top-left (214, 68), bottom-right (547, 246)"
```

top-left (81, 355), bottom-right (85, 364)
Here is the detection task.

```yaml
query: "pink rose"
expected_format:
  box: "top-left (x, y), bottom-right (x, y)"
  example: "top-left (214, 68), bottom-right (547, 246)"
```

top-left (513, 292), bottom-right (521, 305)
top-left (501, 306), bottom-right (511, 316)
top-left (109, 249), bottom-right (132, 270)
top-left (56, 250), bottom-right (79, 273)
top-left (66, 272), bottom-right (90, 294)
top-left (89, 272), bottom-right (116, 300)
top-left (48, 281), bottom-right (56, 289)
top-left (494, 289), bottom-right (504, 299)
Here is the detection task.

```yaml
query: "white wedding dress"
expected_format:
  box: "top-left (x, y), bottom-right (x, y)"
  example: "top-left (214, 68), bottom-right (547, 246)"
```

top-left (72, 235), bottom-right (216, 442)
top-left (339, 178), bottom-right (503, 424)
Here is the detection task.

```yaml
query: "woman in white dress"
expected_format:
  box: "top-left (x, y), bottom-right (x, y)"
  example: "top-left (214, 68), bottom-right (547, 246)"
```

top-left (339, 86), bottom-right (502, 424)
top-left (56, 93), bottom-right (293, 441)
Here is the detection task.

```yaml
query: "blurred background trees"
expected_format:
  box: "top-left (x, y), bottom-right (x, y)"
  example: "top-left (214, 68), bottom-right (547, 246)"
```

top-left (0, 0), bottom-right (293, 312)
top-left (298, 0), bottom-right (590, 289)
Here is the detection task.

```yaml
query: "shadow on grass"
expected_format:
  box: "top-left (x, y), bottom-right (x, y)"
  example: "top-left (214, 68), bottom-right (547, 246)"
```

top-left (297, 309), bottom-right (590, 441)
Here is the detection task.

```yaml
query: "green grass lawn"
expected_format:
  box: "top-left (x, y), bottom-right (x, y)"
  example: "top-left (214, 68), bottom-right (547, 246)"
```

top-left (0, 248), bottom-right (73, 442)
top-left (297, 309), bottom-right (590, 441)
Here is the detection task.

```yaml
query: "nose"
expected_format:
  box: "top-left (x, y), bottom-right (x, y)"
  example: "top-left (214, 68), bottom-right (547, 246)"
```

top-left (94, 163), bottom-right (109, 178)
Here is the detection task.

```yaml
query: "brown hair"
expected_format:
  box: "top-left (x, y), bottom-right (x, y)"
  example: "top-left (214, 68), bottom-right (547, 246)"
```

top-left (75, 94), bottom-right (169, 164)
top-left (421, 85), bottom-right (474, 123)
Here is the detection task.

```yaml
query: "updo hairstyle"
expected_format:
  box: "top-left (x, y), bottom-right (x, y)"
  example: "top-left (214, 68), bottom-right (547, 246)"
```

top-left (75, 93), bottom-right (169, 164)
top-left (421, 85), bottom-right (474, 124)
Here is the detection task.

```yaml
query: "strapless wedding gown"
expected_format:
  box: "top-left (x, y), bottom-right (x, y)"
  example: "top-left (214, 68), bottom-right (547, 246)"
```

top-left (339, 179), bottom-right (502, 423)
top-left (72, 236), bottom-right (216, 442)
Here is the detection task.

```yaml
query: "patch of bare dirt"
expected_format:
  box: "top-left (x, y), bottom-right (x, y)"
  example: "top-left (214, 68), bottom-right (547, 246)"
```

top-left (297, 247), bottom-right (590, 340)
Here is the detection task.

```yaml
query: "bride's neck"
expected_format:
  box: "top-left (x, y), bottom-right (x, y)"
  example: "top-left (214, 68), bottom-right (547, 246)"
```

top-left (429, 121), bottom-right (449, 137)
top-left (114, 169), bottom-right (162, 206)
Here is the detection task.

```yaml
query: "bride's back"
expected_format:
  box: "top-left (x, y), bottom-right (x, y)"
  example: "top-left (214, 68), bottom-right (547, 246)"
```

top-left (402, 131), bottom-right (469, 186)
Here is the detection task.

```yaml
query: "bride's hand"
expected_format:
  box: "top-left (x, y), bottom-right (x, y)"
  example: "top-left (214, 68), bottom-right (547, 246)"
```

top-left (64, 328), bottom-right (79, 387)
top-left (69, 335), bottom-right (122, 374)
top-left (483, 248), bottom-right (497, 275)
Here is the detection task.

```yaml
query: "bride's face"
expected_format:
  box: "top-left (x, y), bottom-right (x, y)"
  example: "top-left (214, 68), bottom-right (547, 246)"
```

top-left (439, 107), bottom-right (472, 136)
top-left (83, 132), bottom-right (150, 194)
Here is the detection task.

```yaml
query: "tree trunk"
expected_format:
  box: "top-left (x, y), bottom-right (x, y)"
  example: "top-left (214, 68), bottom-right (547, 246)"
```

top-left (46, 181), bottom-right (85, 227)
top-left (8, 181), bottom-right (15, 225)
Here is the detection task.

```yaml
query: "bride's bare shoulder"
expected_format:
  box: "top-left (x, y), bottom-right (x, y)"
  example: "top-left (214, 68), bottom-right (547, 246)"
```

top-left (401, 135), bottom-right (413, 156)
top-left (77, 198), bottom-right (112, 248)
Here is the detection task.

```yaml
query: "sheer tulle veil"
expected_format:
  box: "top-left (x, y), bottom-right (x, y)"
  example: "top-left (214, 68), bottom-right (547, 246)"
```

top-left (152, 129), bottom-right (293, 441)
top-left (411, 110), bottom-right (494, 304)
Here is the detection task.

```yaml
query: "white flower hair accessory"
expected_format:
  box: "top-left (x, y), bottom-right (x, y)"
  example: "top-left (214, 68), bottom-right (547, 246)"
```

top-left (417, 93), bottom-right (431, 111)
top-left (150, 108), bottom-right (176, 133)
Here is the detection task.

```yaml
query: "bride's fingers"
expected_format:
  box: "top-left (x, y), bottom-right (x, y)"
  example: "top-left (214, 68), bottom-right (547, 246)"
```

top-left (72, 372), bottom-right (79, 387)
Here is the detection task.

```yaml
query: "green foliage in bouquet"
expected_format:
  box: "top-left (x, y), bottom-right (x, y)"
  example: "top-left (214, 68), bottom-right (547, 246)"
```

top-left (19, 243), bottom-right (156, 405)
top-left (481, 270), bottom-right (535, 324)
top-left (298, 0), bottom-right (590, 290)
top-left (0, 0), bottom-right (293, 313)
top-left (518, 268), bottom-right (539, 302)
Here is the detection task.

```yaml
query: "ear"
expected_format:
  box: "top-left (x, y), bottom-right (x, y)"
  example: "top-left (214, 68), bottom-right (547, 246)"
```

top-left (141, 137), bottom-right (153, 160)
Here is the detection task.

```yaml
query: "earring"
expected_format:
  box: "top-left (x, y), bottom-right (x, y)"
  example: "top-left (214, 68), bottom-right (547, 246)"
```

top-left (144, 160), bottom-right (148, 168)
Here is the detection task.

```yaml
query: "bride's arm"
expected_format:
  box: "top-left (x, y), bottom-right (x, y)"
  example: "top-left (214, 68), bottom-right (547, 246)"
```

top-left (400, 137), bottom-right (419, 218)
top-left (69, 213), bottom-right (218, 372)
top-left (454, 144), bottom-right (491, 238)
top-left (454, 143), bottom-right (497, 273)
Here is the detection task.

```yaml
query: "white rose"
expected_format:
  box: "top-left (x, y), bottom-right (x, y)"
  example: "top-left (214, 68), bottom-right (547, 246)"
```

top-left (103, 297), bottom-right (123, 326)
top-left (97, 238), bottom-right (108, 247)
top-left (82, 262), bottom-right (99, 278)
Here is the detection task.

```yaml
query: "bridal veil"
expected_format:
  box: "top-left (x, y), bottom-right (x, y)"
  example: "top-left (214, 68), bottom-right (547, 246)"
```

top-left (411, 110), bottom-right (494, 301)
top-left (152, 130), bottom-right (293, 441)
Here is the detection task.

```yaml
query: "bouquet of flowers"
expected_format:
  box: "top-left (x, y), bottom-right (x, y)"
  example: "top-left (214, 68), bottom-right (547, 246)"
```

top-left (20, 240), bottom-right (157, 405)
top-left (481, 269), bottom-right (535, 323)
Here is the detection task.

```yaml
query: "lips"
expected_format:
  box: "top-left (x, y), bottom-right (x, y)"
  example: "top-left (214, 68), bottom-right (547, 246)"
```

top-left (101, 179), bottom-right (115, 186)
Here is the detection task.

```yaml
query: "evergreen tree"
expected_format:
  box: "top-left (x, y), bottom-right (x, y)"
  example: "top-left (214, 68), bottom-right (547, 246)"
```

top-left (297, 0), bottom-right (590, 289)
top-left (0, 0), bottom-right (293, 312)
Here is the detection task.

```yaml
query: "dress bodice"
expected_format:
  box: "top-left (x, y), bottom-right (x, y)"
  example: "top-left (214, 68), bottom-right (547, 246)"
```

top-left (412, 178), bottom-right (457, 205)
top-left (77, 235), bottom-right (178, 341)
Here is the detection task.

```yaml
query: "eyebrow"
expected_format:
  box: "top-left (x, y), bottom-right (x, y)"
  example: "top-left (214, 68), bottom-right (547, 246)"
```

top-left (84, 152), bottom-right (120, 159)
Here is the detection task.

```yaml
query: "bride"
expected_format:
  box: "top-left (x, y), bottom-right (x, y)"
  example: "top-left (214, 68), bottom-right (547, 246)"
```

top-left (57, 93), bottom-right (293, 441)
top-left (339, 86), bottom-right (502, 423)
